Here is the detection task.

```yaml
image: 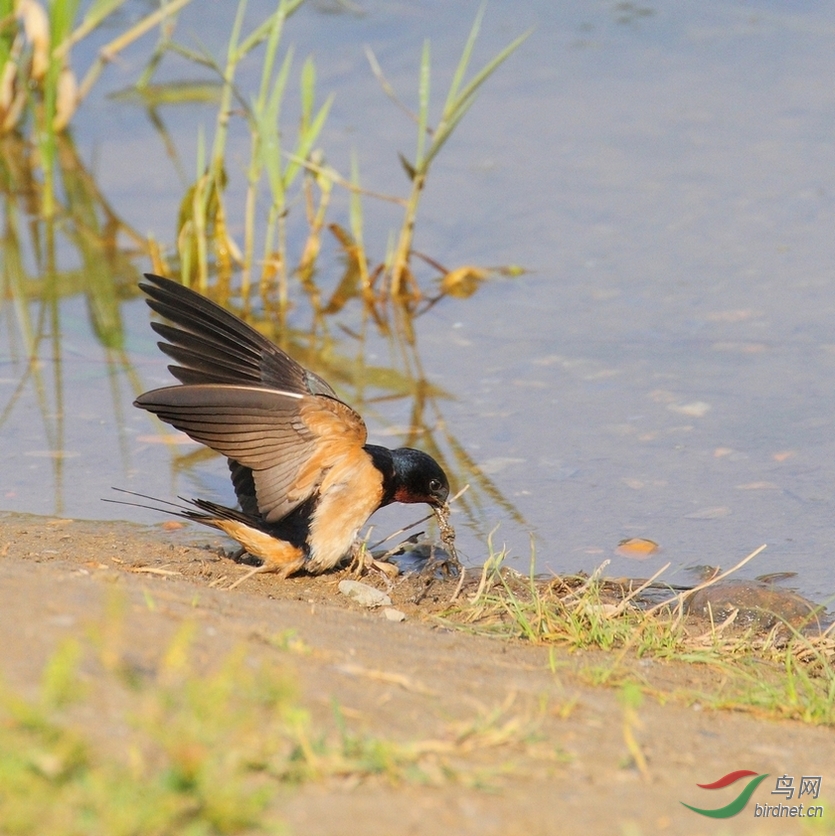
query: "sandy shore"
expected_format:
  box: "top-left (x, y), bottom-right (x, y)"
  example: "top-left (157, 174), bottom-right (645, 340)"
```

top-left (1, 511), bottom-right (832, 835)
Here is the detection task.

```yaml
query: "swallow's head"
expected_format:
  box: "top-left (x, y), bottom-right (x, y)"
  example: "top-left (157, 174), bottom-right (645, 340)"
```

top-left (390, 447), bottom-right (450, 507)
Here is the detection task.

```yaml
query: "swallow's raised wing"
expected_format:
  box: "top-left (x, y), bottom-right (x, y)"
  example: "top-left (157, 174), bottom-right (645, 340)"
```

top-left (139, 273), bottom-right (336, 396)
top-left (135, 276), bottom-right (369, 524)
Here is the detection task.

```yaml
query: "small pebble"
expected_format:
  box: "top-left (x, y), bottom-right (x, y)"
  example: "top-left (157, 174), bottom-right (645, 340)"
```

top-left (383, 607), bottom-right (406, 622)
top-left (338, 579), bottom-right (392, 608)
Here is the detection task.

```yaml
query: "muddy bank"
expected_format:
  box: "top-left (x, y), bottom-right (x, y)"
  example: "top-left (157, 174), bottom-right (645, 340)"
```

top-left (0, 512), bottom-right (832, 835)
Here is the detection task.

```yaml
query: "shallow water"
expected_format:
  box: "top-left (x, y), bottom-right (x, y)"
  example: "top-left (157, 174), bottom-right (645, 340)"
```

top-left (3, 1), bottom-right (835, 602)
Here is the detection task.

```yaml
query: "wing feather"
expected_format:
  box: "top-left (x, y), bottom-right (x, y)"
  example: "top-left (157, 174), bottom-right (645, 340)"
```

top-left (140, 273), bottom-right (336, 396)
top-left (137, 276), bottom-right (368, 523)
top-left (135, 383), bottom-right (367, 523)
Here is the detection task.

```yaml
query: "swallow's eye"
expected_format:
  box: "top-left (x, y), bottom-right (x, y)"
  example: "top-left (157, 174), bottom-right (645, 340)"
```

top-left (429, 479), bottom-right (442, 493)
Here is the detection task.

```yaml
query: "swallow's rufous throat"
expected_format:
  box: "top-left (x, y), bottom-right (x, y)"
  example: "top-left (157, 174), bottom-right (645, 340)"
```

top-left (133, 274), bottom-right (452, 584)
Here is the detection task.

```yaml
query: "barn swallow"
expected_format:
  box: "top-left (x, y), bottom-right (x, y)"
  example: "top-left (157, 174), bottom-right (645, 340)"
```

top-left (133, 274), bottom-right (451, 584)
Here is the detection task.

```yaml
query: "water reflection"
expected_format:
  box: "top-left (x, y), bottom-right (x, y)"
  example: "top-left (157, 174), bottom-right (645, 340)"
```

top-left (0, 131), bottom-right (148, 514)
top-left (0, 127), bottom-right (521, 544)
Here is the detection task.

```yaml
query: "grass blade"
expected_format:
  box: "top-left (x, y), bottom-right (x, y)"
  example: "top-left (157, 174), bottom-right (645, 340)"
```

top-left (415, 39), bottom-right (430, 169)
top-left (442, 1), bottom-right (484, 113)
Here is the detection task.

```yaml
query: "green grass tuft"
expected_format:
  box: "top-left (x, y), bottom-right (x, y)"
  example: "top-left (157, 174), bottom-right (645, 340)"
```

top-left (444, 546), bottom-right (835, 726)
